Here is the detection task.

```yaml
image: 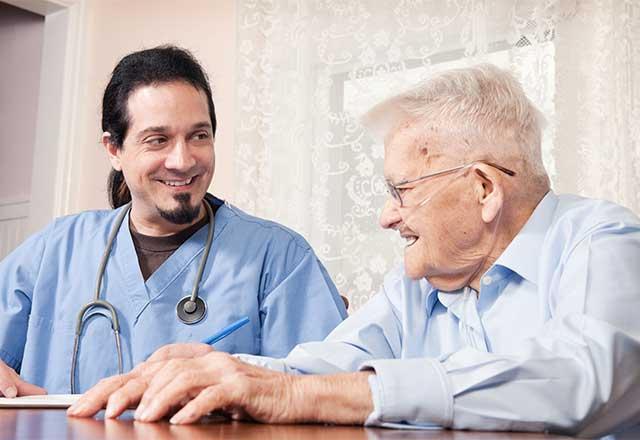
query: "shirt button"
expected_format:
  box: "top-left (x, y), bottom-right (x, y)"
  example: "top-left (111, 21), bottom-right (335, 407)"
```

top-left (482, 276), bottom-right (493, 285)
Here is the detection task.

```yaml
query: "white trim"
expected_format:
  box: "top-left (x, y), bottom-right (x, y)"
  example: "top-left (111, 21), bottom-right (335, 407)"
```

top-left (0, 200), bottom-right (30, 221)
top-left (2, 0), bottom-right (68, 15)
top-left (53, 0), bottom-right (85, 217)
top-left (26, 0), bottom-right (85, 234)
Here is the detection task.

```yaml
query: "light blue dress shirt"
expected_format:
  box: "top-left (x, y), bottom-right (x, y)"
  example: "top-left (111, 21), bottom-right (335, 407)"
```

top-left (0, 195), bottom-right (347, 393)
top-left (238, 192), bottom-right (640, 437)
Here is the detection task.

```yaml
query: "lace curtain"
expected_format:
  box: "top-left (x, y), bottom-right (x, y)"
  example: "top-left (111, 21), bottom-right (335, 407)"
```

top-left (234, 0), bottom-right (640, 311)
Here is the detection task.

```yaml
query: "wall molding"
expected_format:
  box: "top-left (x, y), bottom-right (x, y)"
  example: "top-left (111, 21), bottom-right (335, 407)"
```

top-left (0, 200), bottom-right (30, 259)
top-left (2, 0), bottom-right (68, 15)
top-left (0, 200), bottom-right (30, 221)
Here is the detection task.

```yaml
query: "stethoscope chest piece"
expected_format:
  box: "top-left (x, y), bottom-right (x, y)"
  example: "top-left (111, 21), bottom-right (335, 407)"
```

top-left (174, 200), bottom-right (215, 326)
top-left (177, 295), bottom-right (207, 324)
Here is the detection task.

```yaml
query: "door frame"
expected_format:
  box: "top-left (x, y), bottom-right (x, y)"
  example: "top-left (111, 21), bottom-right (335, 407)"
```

top-left (3, 0), bottom-right (86, 233)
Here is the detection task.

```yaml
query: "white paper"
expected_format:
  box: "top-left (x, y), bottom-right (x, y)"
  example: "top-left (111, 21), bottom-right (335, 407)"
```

top-left (0, 394), bottom-right (81, 408)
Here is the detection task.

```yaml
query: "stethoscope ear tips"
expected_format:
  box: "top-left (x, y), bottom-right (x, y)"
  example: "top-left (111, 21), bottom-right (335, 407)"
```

top-left (177, 296), bottom-right (207, 324)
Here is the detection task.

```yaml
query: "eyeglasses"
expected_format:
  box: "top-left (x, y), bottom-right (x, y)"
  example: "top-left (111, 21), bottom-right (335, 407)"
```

top-left (385, 160), bottom-right (516, 208)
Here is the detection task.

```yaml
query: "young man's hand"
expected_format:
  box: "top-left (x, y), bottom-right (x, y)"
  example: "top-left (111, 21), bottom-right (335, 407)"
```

top-left (0, 359), bottom-right (47, 398)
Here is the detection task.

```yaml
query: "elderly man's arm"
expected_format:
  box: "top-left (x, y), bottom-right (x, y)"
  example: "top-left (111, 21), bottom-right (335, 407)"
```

top-left (158, 354), bottom-right (374, 425)
top-left (237, 279), bottom-right (405, 375)
top-left (70, 350), bottom-right (374, 424)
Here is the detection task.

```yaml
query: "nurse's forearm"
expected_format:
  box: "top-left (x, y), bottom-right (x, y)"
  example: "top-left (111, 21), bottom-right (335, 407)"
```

top-left (291, 371), bottom-right (374, 424)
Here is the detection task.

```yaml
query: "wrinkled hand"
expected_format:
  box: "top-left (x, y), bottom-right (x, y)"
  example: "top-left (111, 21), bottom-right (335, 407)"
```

top-left (67, 342), bottom-right (212, 417)
top-left (69, 351), bottom-right (301, 425)
top-left (138, 352), bottom-right (300, 425)
top-left (145, 342), bottom-right (214, 363)
top-left (0, 359), bottom-right (47, 398)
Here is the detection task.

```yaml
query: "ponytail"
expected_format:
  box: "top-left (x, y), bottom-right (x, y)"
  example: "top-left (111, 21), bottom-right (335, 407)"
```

top-left (107, 169), bottom-right (131, 208)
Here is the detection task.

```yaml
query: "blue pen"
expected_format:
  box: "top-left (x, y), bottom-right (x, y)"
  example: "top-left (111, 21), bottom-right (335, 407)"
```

top-left (201, 316), bottom-right (250, 345)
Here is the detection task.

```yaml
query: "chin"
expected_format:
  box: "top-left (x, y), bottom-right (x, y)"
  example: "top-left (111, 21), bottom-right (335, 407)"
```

top-left (403, 246), bottom-right (431, 280)
top-left (403, 261), bottom-right (427, 280)
top-left (162, 192), bottom-right (196, 206)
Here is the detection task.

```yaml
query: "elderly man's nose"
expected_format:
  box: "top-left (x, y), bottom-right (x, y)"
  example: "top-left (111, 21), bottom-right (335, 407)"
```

top-left (380, 199), bottom-right (402, 229)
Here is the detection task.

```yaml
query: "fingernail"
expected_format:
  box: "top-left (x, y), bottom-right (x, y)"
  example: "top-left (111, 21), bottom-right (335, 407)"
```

top-left (170, 413), bottom-right (185, 425)
top-left (134, 403), bottom-right (146, 420)
top-left (136, 405), bottom-right (154, 422)
top-left (4, 386), bottom-right (17, 398)
top-left (104, 405), bottom-right (117, 418)
top-left (67, 402), bottom-right (86, 416)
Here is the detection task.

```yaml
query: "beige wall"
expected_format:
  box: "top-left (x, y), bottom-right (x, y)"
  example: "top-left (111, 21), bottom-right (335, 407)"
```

top-left (70, 0), bottom-right (236, 212)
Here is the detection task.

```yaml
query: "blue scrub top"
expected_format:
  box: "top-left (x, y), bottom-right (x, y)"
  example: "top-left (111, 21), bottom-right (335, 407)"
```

top-left (0, 195), bottom-right (347, 393)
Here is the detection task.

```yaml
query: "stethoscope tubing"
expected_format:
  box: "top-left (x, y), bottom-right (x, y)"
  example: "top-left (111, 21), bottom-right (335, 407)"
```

top-left (70, 200), bottom-right (214, 393)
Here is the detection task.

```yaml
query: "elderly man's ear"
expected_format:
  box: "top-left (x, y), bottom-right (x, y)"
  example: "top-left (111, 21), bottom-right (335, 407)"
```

top-left (473, 167), bottom-right (504, 223)
top-left (102, 132), bottom-right (122, 172)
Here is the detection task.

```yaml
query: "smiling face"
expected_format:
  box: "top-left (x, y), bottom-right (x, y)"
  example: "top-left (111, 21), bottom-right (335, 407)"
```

top-left (104, 81), bottom-right (215, 234)
top-left (379, 124), bottom-right (502, 290)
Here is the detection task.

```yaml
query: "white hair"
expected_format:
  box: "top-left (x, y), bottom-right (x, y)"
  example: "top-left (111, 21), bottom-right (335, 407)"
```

top-left (362, 64), bottom-right (549, 180)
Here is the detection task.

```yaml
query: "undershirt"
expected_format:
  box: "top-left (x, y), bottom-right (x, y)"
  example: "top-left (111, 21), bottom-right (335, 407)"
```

top-left (129, 207), bottom-right (217, 281)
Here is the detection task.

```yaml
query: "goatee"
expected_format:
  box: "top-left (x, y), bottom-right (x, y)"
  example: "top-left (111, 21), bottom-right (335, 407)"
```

top-left (157, 194), bottom-right (201, 224)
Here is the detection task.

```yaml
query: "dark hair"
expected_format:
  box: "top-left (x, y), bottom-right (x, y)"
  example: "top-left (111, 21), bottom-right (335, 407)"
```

top-left (102, 45), bottom-right (217, 208)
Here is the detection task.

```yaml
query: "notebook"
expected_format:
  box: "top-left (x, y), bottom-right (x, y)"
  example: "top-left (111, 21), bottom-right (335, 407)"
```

top-left (0, 394), bottom-right (81, 408)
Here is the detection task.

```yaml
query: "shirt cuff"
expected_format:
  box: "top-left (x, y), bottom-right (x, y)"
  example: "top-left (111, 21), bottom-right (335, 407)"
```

top-left (360, 358), bottom-right (452, 427)
top-left (233, 353), bottom-right (290, 373)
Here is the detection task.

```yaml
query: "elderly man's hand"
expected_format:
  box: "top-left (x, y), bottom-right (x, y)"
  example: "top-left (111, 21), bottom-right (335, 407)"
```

top-left (70, 350), bottom-right (374, 425)
top-left (135, 352), bottom-right (302, 424)
top-left (69, 351), bottom-right (301, 423)
top-left (67, 342), bottom-right (212, 418)
top-left (144, 342), bottom-right (214, 363)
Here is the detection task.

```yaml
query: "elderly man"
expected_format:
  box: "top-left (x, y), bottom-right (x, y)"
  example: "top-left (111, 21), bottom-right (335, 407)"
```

top-left (69, 64), bottom-right (640, 437)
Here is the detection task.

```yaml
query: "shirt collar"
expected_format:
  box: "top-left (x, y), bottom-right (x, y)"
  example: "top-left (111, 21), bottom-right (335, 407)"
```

top-left (492, 190), bottom-right (559, 285)
top-left (423, 191), bottom-right (557, 315)
top-left (424, 281), bottom-right (441, 317)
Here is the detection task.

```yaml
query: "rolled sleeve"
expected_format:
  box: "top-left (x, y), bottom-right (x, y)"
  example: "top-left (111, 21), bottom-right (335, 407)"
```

top-left (260, 249), bottom-right (346, 358)
top-left (360, 358), bottom-right (452, 428)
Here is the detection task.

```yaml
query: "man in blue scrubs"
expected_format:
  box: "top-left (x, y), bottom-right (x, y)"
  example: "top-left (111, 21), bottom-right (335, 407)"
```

top-left (71, 64), bottom-right (640, 437)
top-left (0, 46), bottom-right (346, 396)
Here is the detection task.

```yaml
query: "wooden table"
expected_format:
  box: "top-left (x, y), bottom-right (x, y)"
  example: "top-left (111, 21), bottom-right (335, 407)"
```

top-left (0, 409), bottom-right (578, 439)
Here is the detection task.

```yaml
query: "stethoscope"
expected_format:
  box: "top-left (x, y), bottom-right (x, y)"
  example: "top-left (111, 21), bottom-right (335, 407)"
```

top-left (70, 200), bottom-right (215, 393)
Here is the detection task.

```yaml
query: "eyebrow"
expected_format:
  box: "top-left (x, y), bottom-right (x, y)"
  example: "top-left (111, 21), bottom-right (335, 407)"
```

top-left (136, 126), bottom-right (169, 139)
top-left (190, 121), bottom-right (213, 131)
top-left (135, 121), bottom-right (212, 140)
